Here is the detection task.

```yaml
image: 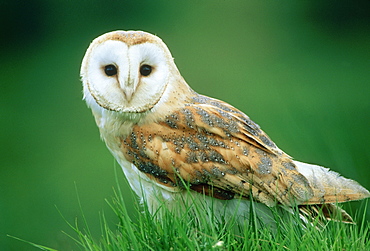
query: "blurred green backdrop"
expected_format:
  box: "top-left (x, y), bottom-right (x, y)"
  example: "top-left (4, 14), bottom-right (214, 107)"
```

top-left (1, 0), bottom-right (369, 249)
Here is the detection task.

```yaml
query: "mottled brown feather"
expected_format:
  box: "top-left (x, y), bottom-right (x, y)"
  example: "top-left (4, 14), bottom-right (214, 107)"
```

top-left (120, 94), bottom-right (316, 207)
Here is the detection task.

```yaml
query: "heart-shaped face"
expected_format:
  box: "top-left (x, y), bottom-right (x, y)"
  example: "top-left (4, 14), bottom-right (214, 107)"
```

top-left (81, 31), bottom-right (173, 113)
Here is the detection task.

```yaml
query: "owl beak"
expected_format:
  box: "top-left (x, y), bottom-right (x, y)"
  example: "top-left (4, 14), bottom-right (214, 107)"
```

top-left (123, 88), bottom-right (134, 101)
top-left (120, 75), bottom-right (136, 102)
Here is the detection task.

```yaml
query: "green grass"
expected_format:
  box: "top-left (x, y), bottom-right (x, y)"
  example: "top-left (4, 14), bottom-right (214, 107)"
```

top-left (19, 181), bottom-right (369, 251)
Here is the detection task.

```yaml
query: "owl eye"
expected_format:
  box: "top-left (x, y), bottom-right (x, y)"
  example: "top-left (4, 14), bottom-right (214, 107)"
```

top-left (140, 64), bottom-right (152, 76)
top-left (104, 65), bottom-right (117, 76)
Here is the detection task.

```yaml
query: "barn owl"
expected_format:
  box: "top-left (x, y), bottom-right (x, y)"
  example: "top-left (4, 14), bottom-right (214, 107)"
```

top-left (80, 30), bottom-right (369, 226)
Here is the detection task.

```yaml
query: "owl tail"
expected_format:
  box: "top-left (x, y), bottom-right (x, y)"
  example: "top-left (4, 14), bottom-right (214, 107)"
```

top-left (292, 161), bottom-right (369, 224)
top-left (293, 161), bottom-right (370, 205)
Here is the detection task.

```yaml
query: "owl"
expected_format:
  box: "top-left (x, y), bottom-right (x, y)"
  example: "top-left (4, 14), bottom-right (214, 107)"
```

top-left (80, 30), bottom-right (369, 227)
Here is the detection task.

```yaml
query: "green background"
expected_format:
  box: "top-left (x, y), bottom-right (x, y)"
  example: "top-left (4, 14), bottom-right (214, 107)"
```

top-left (1, 0), bottom-right (369, 249)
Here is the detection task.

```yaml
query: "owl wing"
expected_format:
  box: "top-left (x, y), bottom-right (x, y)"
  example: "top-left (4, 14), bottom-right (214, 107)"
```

top-left (121, 95), bottom-right (317, 207)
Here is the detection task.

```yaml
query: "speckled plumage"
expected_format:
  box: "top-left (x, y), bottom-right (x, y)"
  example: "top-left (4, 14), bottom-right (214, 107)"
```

top-left (121, 94), bottom-right (314, 207)
top-left (81, 30), bottom-right (369, 226)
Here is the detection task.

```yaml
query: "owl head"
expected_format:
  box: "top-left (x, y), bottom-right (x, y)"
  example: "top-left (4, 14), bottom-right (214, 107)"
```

top-left (80, 30), bottom-right (180, 114)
